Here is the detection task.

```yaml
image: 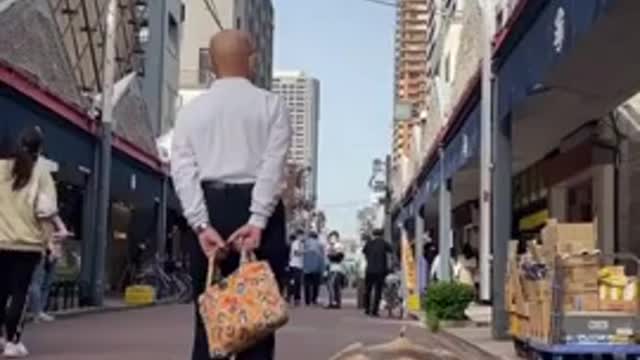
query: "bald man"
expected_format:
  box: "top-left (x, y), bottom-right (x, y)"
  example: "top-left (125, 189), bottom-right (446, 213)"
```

top-left (171, 30), bottom-right (291, 360)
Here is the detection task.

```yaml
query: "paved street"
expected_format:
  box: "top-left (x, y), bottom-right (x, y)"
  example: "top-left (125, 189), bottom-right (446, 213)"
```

top-left (22, 296), bottom-right (495, 359)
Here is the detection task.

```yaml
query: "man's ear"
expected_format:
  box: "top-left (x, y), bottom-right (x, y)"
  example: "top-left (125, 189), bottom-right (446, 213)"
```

top-left (248, 53), bottom-right (258, 79)
top-left (209, 56), bottom-right (217, 77)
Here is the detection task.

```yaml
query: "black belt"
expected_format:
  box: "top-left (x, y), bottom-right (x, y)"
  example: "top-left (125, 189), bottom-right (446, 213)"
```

top-left (201, 180), bottom-right (254, 191)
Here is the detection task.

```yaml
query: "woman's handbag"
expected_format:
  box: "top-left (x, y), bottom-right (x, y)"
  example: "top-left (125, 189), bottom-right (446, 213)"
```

top-left (198, 251), bottom-right (289, 358)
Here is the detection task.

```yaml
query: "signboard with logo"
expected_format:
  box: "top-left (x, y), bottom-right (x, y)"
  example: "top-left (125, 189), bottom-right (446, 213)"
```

top-left (401, 236), bottom-right (420, 312)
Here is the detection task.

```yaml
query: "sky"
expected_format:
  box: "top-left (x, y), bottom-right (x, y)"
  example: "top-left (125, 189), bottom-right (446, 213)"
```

top-left (273, 0), bottom-right (396, 237)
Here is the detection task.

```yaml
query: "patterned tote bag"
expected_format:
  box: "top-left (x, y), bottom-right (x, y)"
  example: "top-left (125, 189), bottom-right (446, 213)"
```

top-left (198, 251), bottom-right (289, 358)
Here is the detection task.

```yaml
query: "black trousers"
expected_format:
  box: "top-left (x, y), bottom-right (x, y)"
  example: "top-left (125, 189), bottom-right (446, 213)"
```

top-left (303, 273), bottom-right (321, 305)
top-left (327, 271), bottom-right (343, 308)
top-left (191, 183), bottom-right (287, 360)
top-left (364, 272), bottom-right (385, 315)
top-left (287, 267), bottom-right (302, 303)
top-left (0, 251), bottom-right (41, 343)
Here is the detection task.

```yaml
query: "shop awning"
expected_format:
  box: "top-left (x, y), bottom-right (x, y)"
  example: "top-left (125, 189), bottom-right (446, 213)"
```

top-left (496, 0), bottom-right (622, 123)
top-left (1, 85), bottom-right (95, 170)
top-left (111, 150), bottom-right (162, 207)
top-left (442, 101), bottom-right (480, 180)
top-left (395, 0), bottom-right (631, 225)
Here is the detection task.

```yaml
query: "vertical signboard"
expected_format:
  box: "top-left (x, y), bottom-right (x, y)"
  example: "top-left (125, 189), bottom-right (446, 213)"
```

top-left (401, 235), bottom-right (420, 312)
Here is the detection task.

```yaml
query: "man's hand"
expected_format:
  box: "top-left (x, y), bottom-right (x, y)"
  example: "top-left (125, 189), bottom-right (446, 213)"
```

top-left (228, 224), bottom-right (262, 253)
top-left (198, 226), bottom-right (227, 259)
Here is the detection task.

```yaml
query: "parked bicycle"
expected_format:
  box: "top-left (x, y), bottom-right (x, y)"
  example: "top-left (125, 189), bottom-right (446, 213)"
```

top-left (118, 245), bottom-right (193, 302)
top-left (383, 271), bottom-right (404, 319)
top-left (136, 254), bottom-right (182, 300)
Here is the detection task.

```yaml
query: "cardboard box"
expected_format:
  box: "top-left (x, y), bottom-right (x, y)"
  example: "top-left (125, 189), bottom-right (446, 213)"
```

top-left (508, 240), bottom-right (519, 262)
top-left (599, 299), bottom-right (637, 313)
top-left (564, 292), bottom-right (600, 312)
top-left (509, 312), bottom-right (530, 338)
top-left (523, 278), bottom-right (552, 301)
top-left (541, 220), bottom-right (596, 255)
top-left (564, 270), bottom-right (600, 293)
top-left (529, 244), bottom-right (545, 263)
top-left (561, 255), bottom-right (600, 293)
top-left (528, 300), bottom-right (552, 343)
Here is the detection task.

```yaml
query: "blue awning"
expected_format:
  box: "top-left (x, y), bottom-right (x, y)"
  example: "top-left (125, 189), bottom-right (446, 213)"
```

top-left (442, 101), bottom-right (480, 180)
top-left (396, 0), bottom-right (621, 224)
top-left (1, 85), bottom-right (95, 170)
top-left (403, 156), bottom-right (441, 215)
top-left (111, 149), bottom-right (162, 207)
top-left (497, 0), bottom-right (619, 122)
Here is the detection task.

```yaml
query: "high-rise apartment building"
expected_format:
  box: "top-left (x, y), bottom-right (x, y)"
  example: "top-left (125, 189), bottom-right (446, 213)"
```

top-left (272, 71), bottom-right (320, 202)
top-left (179, 0), bottom-right (274, 94)
top-left (393, 0), bottom-right (435, 164)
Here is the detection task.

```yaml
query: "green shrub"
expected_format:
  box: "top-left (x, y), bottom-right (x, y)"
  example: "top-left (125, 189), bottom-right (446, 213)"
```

top-left (423, 282), bottom-right (474, 321)
top-left (426, 309), bottom-right (441, 332)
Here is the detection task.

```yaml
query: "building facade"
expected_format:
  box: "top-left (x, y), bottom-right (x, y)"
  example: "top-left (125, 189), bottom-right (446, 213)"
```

top-left (0, 0), bottom-right (178, 306)
top-left (390, 0), bottom-right (640, 338)
top-left (272, 71), bottom-right (320, 203)
top-left (391, 0), bottom-right (436, 197)
top-left (178, 0), bottom-right (274, 95)
top-left (139, 0), bottom-right (184, 137)
top-left (47, 0), bottom-right (145, 97)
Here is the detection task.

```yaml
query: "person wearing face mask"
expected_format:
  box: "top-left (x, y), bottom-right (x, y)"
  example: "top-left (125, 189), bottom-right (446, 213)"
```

top-left (0, 127), bottom-right (70, 357)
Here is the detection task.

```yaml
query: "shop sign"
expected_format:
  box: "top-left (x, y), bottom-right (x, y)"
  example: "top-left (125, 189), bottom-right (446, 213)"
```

top-left (462, 134), bottom-right (469, 159)
top-left (130, 174), bottom-right (137, 190)
top-left (401, 236), bottom-right (420, 312)
top-left (553, 7), bottom-right (566, 54)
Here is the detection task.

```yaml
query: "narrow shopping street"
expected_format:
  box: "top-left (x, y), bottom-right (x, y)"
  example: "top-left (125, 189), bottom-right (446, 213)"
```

top-left (23, 295), bottom-right (494, 359)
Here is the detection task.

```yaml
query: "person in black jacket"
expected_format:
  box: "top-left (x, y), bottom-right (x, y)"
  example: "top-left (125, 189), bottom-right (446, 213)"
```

top-left (362, 230), bottom-right (392, 316)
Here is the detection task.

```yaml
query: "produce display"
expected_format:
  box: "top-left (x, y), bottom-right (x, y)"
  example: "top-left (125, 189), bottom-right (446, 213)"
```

top-left (506, 219), bottom-right (640, 355)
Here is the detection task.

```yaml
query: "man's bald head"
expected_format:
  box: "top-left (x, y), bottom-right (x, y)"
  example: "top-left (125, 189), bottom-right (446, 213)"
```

top-left (209, 30), bottom-right (256, 80)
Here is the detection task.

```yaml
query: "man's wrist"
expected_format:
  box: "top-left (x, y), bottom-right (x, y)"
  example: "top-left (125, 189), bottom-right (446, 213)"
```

top-left (194, 222), bottom-right (210, 234)
top-left (248, 214), bottom-right (267, 229)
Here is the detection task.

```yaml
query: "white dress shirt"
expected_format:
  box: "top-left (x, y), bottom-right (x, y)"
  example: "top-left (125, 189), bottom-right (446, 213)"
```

top-left (171, 77), bottom-right (292, 229)
top-left (289, 238), bottom-right (304, 269)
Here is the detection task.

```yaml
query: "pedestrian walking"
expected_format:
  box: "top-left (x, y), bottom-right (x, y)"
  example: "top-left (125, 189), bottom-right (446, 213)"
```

top-left (0, 127), bottom-right (70, 358)
top-left (303, 232), bottom-right (324, 306)
top-left (287, 232), bottom-right (304, 306)
top-left (429, 248), bottom-right (456, 282)
top-left (423, 241), bottom-right (438, 290)
top-left (326, 237), bottom-right (346, 309)
top-left (362, 230), bottom-right (392, 317)
top-left (27, 244), bottom-right (61, 323)
top-left (171, 30), bottom-right (291, 360)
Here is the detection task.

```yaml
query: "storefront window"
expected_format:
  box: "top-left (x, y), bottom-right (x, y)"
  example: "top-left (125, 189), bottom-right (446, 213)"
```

top-left (513, 177), bottom-right (521, 210)
top-left (55, 182), bottom-right (84, 281)
top-left (567, 179), bottom-right (593, 222)
top-left (521, 169), bottom-right (529, 206)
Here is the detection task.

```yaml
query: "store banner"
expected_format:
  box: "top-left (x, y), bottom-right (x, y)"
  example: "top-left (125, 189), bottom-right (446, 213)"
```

top-left (401, 236), bottom-right (420, 312)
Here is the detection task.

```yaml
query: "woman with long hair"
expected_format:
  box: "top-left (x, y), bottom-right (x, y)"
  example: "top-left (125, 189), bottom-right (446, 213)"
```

top-left (0, 127), bottom-right (70, 357)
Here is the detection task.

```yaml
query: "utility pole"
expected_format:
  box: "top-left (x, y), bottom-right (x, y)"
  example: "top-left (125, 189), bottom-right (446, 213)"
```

top-left (479, 0), bottom-right (495, 303)
top-left (92, 0), bottom-right (118, 306)
top-left (383, 156), bottom-right (393, 244)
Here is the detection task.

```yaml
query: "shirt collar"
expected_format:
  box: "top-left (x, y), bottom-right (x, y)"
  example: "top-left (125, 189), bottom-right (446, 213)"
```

top-left (211, 77), bottom-right (251, 86)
